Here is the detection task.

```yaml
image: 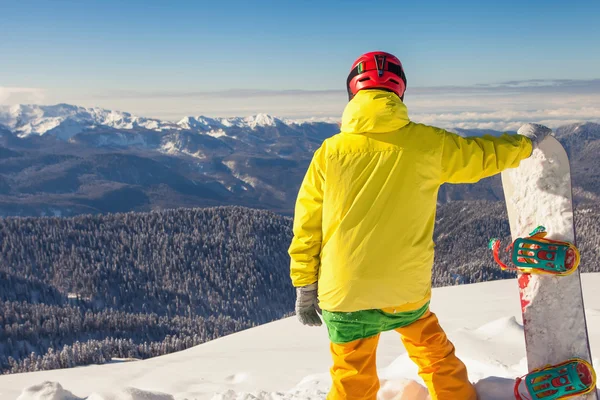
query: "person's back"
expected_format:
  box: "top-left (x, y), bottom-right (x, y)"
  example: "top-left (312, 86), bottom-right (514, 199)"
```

top-left (289, 51), bottom-right (550, 400)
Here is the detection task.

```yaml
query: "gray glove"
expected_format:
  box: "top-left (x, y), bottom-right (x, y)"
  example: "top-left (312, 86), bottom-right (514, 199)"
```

top-left (295, 283), bottom-right (322, 326)
top-left (517, 123), bottom-right (553, 148)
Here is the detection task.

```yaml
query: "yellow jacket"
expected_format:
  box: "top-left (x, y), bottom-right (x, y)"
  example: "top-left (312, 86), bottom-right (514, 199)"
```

top-left (289, 89), bottom-right (532, 312)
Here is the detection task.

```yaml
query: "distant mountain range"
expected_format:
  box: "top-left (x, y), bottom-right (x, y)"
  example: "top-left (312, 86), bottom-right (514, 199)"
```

top-left (1, 104), bottom-right (599, 217)
top-left (0, 104), bottom-right (314, 139)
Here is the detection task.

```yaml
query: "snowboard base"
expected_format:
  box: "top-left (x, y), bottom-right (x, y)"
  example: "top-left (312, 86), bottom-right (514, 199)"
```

top-left (514, 358), bottom-right (597, 400)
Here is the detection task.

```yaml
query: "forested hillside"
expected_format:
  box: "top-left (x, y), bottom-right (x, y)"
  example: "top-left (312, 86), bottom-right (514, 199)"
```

top-left (0, 207), bottom-right (294, 374)
top-left (2, 203), bottom-right (599, 374)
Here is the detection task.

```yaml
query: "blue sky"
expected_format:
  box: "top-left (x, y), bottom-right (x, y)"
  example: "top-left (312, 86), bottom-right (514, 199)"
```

top-left (1, 0), bottom-right (600, 125)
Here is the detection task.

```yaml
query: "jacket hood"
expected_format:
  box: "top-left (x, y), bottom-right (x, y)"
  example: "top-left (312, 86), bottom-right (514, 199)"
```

top-left (340, 89), bottom-right (410, 134)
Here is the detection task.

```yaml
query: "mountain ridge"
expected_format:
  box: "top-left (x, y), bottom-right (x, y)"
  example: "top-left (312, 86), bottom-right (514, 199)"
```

top-left (0, 104), bottom-right (302, 140)
top-left (1, 103), bottom-right (599, 217)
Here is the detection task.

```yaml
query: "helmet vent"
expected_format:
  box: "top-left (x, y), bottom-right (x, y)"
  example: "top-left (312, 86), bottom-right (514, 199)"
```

top-left (358, 77), bottom-right (370, 83)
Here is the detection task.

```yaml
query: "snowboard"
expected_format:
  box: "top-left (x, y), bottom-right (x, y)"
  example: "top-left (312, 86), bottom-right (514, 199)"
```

top-left (501, 136), bottom-right (597, 399)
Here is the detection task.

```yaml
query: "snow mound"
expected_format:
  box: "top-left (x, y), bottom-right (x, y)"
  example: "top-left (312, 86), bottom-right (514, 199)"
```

top-left (474, 315), bottom-right (523, 337)
top-left (208, 379), bottom-right (427, 400)
top-left (16, 384), bottom-right (176, 400)
top-left (97, 387), bottom-right (174, 400)
top-left (210, 389), bottom-right (327, 400)
top-left (225, 372), bottom-right (250, 384)
top-left (16, 382), bottom-right (79, 400)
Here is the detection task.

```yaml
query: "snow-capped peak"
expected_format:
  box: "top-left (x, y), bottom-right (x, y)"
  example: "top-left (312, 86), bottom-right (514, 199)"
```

top-left (177, 116), bottom-right (224, 131)
top-left (178, 114), bottom-right (281, 132)
top-left (245, 113), bottom-right (279, 129)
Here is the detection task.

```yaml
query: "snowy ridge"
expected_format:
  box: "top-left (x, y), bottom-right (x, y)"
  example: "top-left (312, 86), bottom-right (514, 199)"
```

top-left (177, 116), bottom-right (224, 131)
top-left (0, 104), bottom-right (290, 141)
top-left (3, 274), bottom-right (599, 400)
top-left (2, 103), bottom-right (598, 144)
top-left (178, 113), bottom-right (281, 131)
top-left (0, 104), bottom-right (176, 139)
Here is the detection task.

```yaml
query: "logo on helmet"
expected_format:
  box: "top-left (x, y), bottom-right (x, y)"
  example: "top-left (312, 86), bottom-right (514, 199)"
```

top-left (375, 55), bottom-right (386, 77)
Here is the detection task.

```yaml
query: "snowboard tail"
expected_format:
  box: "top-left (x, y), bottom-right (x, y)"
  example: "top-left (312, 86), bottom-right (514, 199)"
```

top-left (515, 358), bottom-right (597, 400)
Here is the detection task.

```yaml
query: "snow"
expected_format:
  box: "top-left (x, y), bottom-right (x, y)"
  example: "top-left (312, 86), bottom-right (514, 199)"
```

top-left (204, 129), bottom-right (229, 139)
top-left (176, 114), bottom-right (279, 133)
top-left (176, 116), bottom-right (224, 131)
top-left (2, 274), bottom-right (600, 400)
top-left (4, 103), bottom-right (594, 147)
top-left (160, 141), bottom-right (206, 160)
top-left (16, 382), bottom-right (79, 400)
top-left (160, 141), bottom-right (178, 155)
top-left (244, 113), bottom-right (278, 129)
top-left (0, 103), bottom-right (292, 143)
top-left (0, 104), bottom-right (176, 139)
top-left (506, 136), bottom-right (572, 243)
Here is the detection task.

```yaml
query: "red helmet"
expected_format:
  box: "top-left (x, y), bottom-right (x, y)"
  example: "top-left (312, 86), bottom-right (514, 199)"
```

top-left (346, 51), bottom-right (407, 101)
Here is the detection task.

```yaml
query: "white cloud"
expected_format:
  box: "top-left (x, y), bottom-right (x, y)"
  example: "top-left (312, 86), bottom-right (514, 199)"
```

top-left (0, 87), bottom-right (46, 104)
top-left (408, 91), bottom-right (600, 131)
top-left (95, 79), bottom-right (599, 130)
top-left (2, 79), bottom-right (600, 130)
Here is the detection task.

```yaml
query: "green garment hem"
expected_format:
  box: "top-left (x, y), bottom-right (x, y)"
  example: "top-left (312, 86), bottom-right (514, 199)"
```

top-left (322, 302), bottom-right (430, 344)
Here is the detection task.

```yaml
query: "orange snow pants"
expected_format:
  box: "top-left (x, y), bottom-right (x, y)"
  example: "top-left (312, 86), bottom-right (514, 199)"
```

top-left (327, 311), bottom-right (477, 400)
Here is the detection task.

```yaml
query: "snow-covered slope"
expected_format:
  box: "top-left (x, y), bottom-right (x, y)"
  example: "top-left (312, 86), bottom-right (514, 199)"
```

top-left (2, 274), bottom-right (599, 400)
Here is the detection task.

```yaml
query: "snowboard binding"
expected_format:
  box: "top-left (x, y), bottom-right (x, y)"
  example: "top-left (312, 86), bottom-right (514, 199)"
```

top-left (514, 358), bottom-right (597, 400)
top-left (489, 226), bottom-right (580, 276)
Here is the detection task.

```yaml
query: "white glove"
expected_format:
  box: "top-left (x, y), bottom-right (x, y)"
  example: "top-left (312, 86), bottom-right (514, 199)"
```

top-left (295, 283), bottom-right (322, 326)
top-left (518, 123), bottom-right (553, 148)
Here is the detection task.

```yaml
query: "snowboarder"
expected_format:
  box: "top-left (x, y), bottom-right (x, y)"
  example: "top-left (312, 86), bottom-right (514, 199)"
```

top-left (288, 51), bottom-right (551, 400)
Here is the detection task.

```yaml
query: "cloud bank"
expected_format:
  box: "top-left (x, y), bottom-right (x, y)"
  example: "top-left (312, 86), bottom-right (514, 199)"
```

top-left (0, 87), bottom-right (45, 104)
top-left (408, 80), bottom-right (600, 130)
top-left (1, 80), bottom-right (599, 130)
